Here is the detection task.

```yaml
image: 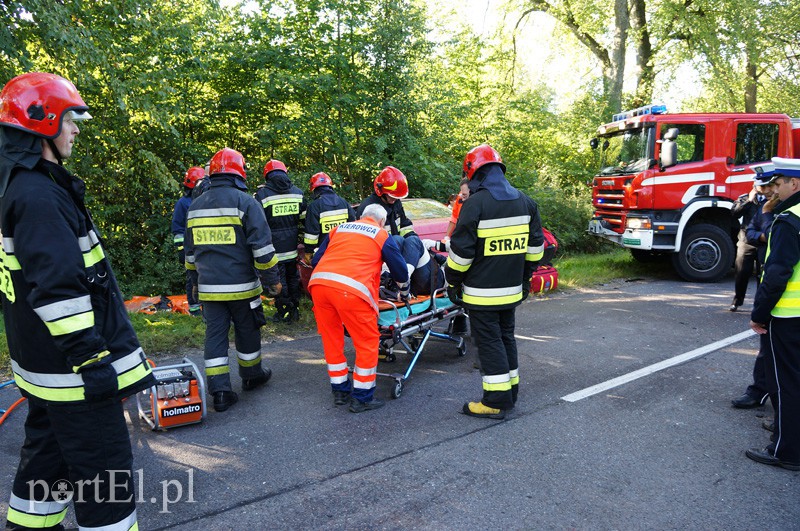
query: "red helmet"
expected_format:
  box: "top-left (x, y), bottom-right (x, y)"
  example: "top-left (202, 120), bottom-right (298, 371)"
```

top-left (373, 166), bottom-right (408, 199)
top-left (0, 72), bottom-right (91, 139)
top-left (183, 166), bottom-right (204, 189)
top-left (262, 159), bottom-right (287, 179)
top-left (463, 143), bottom-right (505, 180)
top-left (309, 172), bottom-right (333, 191)
top-left (209, 148), bottom-right (246, 180)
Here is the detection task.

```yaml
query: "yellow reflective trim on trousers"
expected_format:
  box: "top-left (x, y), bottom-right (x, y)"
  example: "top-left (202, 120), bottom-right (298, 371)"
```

top-left (44, 311), bottom-right (94, 336)
top-left (7, 507), bottom-right (68, 528)
top-left (14, 377), bottom-right (83, 401)
top-left (206, 365), bottom-right (230, 376)
top-left (476, 223), bottom-right (529, 238)
top-left (482, 381), bottom-right (512, 391)
top-left (185, 262), bottom-right (196, 270)
top-left (446, 256), bottom-right (470, 272)
top-left (463, 292), bottom-right (523, 306)
top-left (510, 375), bottom-right (520, 386)
top-left (187, 216), bottom-right (241, 227)
top-left (199, 286), bottom-right (263, 301)
top-left (237, 356), bottom-right (262, 368)
top-left (399, 226), bottom-right (414, 237)
top-left (526, 251), bottom-right (544, 261)
top-left (255, 256), bottom-right (279, 270)
top-left (83, 245), bottom-right (105, 267)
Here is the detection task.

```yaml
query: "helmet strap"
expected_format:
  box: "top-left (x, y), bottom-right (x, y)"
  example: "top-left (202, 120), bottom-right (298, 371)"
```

top-left (45, 138), bottom-right (64, 165)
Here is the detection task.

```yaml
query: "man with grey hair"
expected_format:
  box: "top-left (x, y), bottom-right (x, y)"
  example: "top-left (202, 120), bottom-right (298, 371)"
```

top-left (309, 203), bottom-right (409, 412)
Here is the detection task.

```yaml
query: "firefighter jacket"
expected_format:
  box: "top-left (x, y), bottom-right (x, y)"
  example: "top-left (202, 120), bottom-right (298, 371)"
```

top-left (445, 164), bottom-right (544, 310)
top-left (253, 171), bottom-right (306, 263)
top-left (303, 186), bottom-right (356, 256)
top-left (0, 159), bottom-right (155, 404)
top-left (752, 191), bottom-right (800, 322)
top-left (171, 191), bottom-right (192, 251)
top-left (356, 193), bottom-right (415, 237)
top-left (309, 218), bottom-right (409, 312)
top-left (185, 175), bottom-right (279, 301)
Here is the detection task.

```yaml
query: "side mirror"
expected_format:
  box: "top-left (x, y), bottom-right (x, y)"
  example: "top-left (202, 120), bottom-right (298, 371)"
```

top-left (658, 127), bottom-right (678, 169)
top-left (590, 138), bottom-right (599, 150)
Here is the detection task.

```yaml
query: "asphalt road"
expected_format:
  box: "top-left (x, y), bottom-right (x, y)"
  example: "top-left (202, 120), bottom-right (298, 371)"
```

top-left (1, 274), bottom-right (798, 530)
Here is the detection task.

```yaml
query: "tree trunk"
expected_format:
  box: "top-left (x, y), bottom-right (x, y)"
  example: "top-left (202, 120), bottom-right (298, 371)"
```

top-left (744, 58), bottom-right (758, 113)
top-left (630, 0), bottom-right (655, 106)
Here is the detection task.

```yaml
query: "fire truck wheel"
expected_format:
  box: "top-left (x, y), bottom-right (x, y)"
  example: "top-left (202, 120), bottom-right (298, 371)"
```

top-left (671, 223), bottom-right (734, 282)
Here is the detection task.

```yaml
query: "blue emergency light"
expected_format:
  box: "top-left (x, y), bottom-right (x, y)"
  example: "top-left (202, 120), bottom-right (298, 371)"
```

top-left (612, 104), bottom-right (667, 122)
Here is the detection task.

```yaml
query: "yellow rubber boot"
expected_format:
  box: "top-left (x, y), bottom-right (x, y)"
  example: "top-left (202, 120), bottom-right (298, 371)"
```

top-left (462, 401), bottom-right (505, 419)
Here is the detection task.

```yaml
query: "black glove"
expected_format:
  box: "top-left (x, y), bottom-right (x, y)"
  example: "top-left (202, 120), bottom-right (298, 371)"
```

top-left (521, 280), bottom-right (531, 302)
top-left (82, 362), bottom-right (118, 402)
top-left (447, 284), bottom-right (463, 306)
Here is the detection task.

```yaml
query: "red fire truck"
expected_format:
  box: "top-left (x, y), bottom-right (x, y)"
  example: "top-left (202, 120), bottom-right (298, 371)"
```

top-left (587, 104), bottom-right (800, 282)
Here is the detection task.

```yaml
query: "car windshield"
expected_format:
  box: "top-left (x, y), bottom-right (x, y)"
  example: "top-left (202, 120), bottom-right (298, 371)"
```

top-left (402, 198), bottom-right (452, 220)
top-left (598, 127), bottom-right (654, 175)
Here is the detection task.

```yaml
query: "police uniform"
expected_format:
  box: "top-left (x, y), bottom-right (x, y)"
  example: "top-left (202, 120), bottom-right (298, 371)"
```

top-left (308, 218), bottom-right (408, 408)
top-left (356, 192), bottom-right (415, 237)
top-left (446, 163), bottom-right (544, 413)
top-left (748, 159), bottom-right (800, 468)
top-left (254, 170), bottom-right (306, 321)
top-left (185, 174), bottom-right (279, 400)
top-left (303, 185), bottom-right (356, 258)
top-left (1, 158), bottom-right (155, 529)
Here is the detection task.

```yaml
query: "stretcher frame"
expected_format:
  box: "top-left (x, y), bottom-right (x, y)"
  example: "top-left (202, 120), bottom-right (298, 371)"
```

top-left (376, 274), bottom-right (467, 399)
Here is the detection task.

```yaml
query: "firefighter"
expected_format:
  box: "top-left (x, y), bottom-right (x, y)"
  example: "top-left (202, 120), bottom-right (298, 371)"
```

top-left (254, 159), bottom-right (306, 322)
top-left (308, 203), bottom-right (409, 412)
top-left (747, 156), bottom-right (800, 471)
top-left (172, 166), bottom-right (205, 316)
top-left (185, 147), bottom-right (281, 412)
top-left (356, 166), bottom-right (415, 238)
top-left (445, 144), bottom-right (544, 419)
top-left (0, 72), bottom-right (156, 529)
top-left (303, 171), bottom-right (356, 263)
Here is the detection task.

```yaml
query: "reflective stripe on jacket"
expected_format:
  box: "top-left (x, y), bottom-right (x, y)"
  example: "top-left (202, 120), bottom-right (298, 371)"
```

top-left (186, 177), bottom-right (278, 301)
top-left (764, 201), bottom-right (800, 318)
top-left (308, 219), bottom-right (408, 311)
top-left (303, 187), bottom-right (356, 256)
top-left (0, 160), bottom-right (154, 403)
top-left (445, 179), bottom-right (544, 310)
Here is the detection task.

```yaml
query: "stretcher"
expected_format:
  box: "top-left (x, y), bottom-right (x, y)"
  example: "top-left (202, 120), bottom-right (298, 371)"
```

top-left (376, 285), bottom-right (467, 399)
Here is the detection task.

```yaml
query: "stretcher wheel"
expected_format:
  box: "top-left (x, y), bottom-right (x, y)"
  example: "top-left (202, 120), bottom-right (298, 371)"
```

top-left (408, 337), bottom-right (420, 351)
top-left (385, 352), bottom-right (396, 363)
top-left (457, 338), bottom-right (467, 357)
top-left (391, 380), bottom-right (404, 399)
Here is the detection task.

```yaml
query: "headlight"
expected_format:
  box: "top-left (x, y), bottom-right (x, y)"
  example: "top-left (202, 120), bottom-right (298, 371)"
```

top-left (626, 217), bottom-right (652, 230)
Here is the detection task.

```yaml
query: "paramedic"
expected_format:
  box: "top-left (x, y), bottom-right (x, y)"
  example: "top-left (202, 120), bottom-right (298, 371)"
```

top-left (172, 166), bottom-right (205, 316)
top-left (446, 144), bottom-right (544, 419)
top-left (0, 72), bottom-right (156, 529)
top-left (303, 171), bottom-right (356, 262)
top-left (356, 166), bottom-right (415, 238)
top-left (185, 147), bottom-right (281, 413)
top-left (309, 203), bottom-right (409, 412)
top-left (254, 159), bottom-right (306, 322)
top-left (746, 156), bottom-right (800, 471)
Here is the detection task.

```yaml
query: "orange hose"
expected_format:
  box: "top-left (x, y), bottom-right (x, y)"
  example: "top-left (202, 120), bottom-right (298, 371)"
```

top-left (0, 397), bottom-right (26, 426)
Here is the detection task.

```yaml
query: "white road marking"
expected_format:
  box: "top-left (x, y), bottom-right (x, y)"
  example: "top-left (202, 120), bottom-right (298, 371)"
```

top-left (560, 329), bottom-right (756, 402)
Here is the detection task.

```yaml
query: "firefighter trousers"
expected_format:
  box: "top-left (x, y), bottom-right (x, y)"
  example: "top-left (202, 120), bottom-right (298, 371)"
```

top-left (203, 298), bottom-right (268, 394)
top-left (6, 399), bottom-right (138, 530)
top-left (310, 285), bottom-right (379, 402)
top-left (469, 307), bottom-right (519, 410)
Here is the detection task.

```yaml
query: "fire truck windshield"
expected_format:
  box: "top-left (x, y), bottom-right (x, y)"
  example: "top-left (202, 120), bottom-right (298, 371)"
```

top-left (598, 127), bottom-right (654, 175)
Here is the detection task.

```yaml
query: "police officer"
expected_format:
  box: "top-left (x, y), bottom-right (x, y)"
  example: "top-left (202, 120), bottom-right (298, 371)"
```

top-left (254, 159), bottom-right (306, 322)
top-left (309, 204), bottom-right (409, 412)
top-left (185, 147), bottom-right (281, 412)
top-left (445, 144), bottom-right (544, 419)
top-left (172, 166), bottom-right (205, 316)
top-left (0, 72), bottom-right (156, 529)
top-left (746, 156), bottom-right (800, 471)
top-left (356, 166), bottom-right (415, 238)
top-left (303, 172), bottom-right (356, 262)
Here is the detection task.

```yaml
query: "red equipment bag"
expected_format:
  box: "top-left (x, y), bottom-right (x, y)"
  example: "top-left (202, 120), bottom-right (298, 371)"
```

top-left (530, 265), bottom-right (558, 294)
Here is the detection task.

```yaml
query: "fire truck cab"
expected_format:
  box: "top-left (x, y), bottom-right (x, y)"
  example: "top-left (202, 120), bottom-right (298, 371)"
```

top-left (588, 104), bottom-right (800, 282)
